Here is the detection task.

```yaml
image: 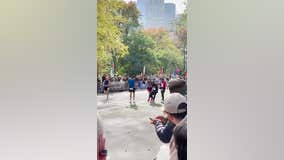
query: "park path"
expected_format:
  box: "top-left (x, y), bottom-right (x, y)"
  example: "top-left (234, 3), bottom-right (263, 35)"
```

top-left (97, 90), bottom-right (170, 160)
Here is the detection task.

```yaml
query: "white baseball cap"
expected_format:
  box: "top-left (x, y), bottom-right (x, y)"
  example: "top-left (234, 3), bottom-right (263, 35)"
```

top-left (163, 93), bottom-right (187, 114)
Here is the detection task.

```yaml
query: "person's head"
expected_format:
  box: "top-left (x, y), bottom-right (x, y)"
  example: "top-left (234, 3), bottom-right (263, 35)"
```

top-left (163, 93), bottom-right (187, 125)
top-left (174, 121), bottom-right (187, 160)
top-left (168, 79), bottom-right (187, 96)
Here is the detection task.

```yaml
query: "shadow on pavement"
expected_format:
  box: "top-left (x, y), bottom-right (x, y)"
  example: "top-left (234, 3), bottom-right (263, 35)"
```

top-left (102, 99), bottom-right (108, 103)
top-left (126, 103), bottom-right (138, 110)
top-left (150, 103), bottom-right (162, 107)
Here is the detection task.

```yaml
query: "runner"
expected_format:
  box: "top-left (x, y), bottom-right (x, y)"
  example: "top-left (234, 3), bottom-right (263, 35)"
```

top-left (146, 79), bottom-right (153, 102)
top-left (103, 75), bottom-right (110, 100)
top-left (128, 76), bottom-right (136, 103)
top-left (102, 74), bottom-right (106, 83)
top-left (160, 78), bottom-right (167, 103)
top-left (150, 82), bottom-right (158, 103)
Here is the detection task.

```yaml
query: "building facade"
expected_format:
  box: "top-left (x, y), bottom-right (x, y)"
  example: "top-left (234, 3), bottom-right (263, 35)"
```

top-left (164, 3), bottom-right (176, 31)
top-left (137, 0), bottom-right (176, 30)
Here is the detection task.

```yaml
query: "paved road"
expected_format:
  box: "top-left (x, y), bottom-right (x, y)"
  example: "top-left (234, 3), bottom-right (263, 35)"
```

top-left (98, 89), bottom-right (170, 160)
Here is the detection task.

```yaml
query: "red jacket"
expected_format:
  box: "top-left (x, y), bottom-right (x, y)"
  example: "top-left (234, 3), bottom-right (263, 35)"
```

top-left (161, 81), bottom-right (167, 89)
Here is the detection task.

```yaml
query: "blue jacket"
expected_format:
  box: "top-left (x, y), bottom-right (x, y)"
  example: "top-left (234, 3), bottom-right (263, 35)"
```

top-left (154, 121), bottom-right (175, 143)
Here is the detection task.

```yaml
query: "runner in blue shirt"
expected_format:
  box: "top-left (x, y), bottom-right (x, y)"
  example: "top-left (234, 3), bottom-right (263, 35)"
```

top-left (103, 75), bottom-right (111, 100)
top-left (128, 76), bottom-right (136, 103)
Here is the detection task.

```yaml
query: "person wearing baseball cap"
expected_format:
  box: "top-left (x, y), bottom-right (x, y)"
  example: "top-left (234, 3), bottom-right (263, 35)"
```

top-left (163, 93), bottom-right (187, 160)
top-left (150, 93), bottom-right (187, 160)
top-left (150, 79), bottom-right (187, 144)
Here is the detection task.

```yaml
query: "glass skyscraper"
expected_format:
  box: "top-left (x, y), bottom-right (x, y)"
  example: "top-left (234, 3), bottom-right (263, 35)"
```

top-left (137, 0), bottom-right (176, 30)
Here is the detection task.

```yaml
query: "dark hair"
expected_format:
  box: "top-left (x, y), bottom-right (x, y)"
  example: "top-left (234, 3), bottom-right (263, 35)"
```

top-left (171, 88), bottom-right (187, 97)
top-left (174, 123), bottom-right (187, 160)
top-left (170, 111), bottom-right (187, 120)
top-left (169, 102), bottom-right (187, 120)
top-left (169, 80), bottom-right (187, 96)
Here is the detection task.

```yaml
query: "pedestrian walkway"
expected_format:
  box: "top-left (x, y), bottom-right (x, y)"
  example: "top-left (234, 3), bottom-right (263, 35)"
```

top-left (97, 90), bottom-right (170, 160)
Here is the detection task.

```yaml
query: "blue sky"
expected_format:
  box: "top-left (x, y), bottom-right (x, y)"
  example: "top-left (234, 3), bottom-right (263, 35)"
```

top-left (123, 0), bottom-right (187, 14)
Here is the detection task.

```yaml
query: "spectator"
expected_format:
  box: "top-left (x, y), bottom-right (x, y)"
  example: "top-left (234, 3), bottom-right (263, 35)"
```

top-left (173, 118), bottom-right (187, 160)
top-left (150, 93), bottom-right (187, 160)
top-left (151, 79), bottom-right (187, 143)
top-left (168, 79), bottom-right (187, 96)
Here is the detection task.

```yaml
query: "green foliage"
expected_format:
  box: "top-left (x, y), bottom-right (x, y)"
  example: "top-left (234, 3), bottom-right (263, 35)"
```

top-left (97, 0), bottom-right (186, 76)
top-left (175, 3), bottom-right (188, 49)
top-left (97, 0), bottom-right (128, 75)
top-left (113, 1), bottom-right (141, 75)
top-left (120, 1), bottom-right (140, 38)
top-left (118, 32), bottom-right (158, 76)
top-left (143, 28), bottom-right (183, 74)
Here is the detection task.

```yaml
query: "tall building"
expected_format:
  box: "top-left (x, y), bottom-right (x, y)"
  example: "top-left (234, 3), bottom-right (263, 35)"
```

top-left (137, 0), bottom-right (165, 28)
top-left (164, 3), bottom-right (176, 31)
top-left (137, 0), bottom-right (176, 30)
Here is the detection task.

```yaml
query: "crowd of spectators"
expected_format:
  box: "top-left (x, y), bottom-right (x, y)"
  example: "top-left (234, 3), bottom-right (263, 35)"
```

top-left (97, 73), bottom-right (186, 93)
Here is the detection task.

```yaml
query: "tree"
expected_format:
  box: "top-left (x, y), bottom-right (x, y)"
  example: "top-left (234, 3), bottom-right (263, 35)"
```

top-left (97, 0), bottom-right (128, 75)
top-left (142, 28), bottom-right (183, 74)
top-left (118, 32), bottom-right (158, 76)
top-left (175, 2), bottom-right (188, 50)
top-left (114, 1), bottom-right (141, 75)
top-left (174, 2), bottom-right (188, 74)
top-left (120, 1), bottom-right (140, 39)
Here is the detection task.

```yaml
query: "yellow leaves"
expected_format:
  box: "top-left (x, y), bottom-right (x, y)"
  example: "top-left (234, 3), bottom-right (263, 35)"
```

top-left (97, 0), bottom-right (128, 56)
top-left (97, 0), bottom-right (130, 74)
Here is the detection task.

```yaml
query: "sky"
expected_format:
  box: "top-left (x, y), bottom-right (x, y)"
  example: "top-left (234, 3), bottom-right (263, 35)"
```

top-left (123, 0), bottom-right (187, 14)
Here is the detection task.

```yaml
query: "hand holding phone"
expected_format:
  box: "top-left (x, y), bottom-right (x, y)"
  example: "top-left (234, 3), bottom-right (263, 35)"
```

top-left (155, 116), bottom-right (166, 122)
top-left (149, 117), bottom-right (161, 125)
